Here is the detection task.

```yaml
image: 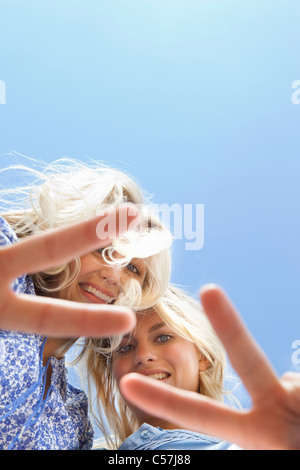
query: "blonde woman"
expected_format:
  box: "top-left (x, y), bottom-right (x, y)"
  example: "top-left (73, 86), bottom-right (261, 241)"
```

top-left (0, 159), bottom-right (172, 450)
top-left (84, 285), bottom-right (236, 450)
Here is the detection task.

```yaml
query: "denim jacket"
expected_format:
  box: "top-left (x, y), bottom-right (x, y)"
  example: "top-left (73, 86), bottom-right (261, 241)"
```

top-left (118, 423), bottom-right (234, 450)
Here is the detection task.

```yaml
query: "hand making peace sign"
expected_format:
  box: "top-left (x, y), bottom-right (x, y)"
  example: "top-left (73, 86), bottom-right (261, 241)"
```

top-left (0, 205), bottom-right (139, 338)
top-left (121, 285), bottom-right (300, 450)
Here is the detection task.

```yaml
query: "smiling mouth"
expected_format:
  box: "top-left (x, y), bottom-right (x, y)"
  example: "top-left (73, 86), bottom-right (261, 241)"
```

top-left (147, 372), bottom-right (170, 381)
top-left (80, 283), bottom-right (116, 304)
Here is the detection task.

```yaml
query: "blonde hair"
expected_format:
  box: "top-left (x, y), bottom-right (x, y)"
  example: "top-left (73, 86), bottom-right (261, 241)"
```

top-left (0, 157), bottom-right (172, 303)
top-left (81, 285), bottom-right (227, 449)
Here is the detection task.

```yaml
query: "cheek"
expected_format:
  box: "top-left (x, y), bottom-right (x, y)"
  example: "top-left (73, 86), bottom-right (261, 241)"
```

top-left (111, 358), bottom-right (129, 385)
top-left (120, 271), bottom-right (146, 288)
top-left (78, 255), bottom-right (98, 275)
top-left (171, 345), bottom-right (200, 390)
top-left (55, 283), bottom-right (75, 301)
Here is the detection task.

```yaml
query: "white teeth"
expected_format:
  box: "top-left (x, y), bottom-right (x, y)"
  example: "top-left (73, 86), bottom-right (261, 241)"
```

top-left (81, 284), bottom-right (114, 303)
top-left (148, 373), bottom-right (169, 380)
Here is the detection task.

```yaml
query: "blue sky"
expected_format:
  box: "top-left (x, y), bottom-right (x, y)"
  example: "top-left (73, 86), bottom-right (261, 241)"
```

top-left (1, 0), bottom-right (300, 380)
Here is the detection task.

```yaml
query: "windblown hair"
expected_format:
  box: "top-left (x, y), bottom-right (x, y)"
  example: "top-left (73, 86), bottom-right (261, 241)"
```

top-left (80, 285), bottom-right (228, 449)
top-left (0, 157), bottom-right (172, 306)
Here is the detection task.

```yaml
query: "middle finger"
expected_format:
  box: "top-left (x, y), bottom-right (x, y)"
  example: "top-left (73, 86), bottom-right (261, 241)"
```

top-left (200, 284), bottom-right (279, 401)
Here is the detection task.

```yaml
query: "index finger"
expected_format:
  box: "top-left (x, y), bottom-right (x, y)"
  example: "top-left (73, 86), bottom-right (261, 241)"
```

top-left (0, 204), bottom-right (140, 283)
top-left (200, 284), bottom-right (278, 400)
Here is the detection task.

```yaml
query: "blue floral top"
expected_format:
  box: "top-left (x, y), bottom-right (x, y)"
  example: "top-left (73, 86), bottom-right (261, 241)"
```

top-left (0, 216), bottom-right (94, 449)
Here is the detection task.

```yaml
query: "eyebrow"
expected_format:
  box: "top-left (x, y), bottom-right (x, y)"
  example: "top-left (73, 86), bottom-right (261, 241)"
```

top-left (121, 322), bottom-right (165, 340)
top-left (148, 322), bottom-right (165, 333)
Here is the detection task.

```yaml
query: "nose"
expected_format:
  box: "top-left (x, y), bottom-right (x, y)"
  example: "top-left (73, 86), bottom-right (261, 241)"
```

top-left (133, 343), bottom-right (157, 367)
top-left (99, 264), bottom-right (121, 286)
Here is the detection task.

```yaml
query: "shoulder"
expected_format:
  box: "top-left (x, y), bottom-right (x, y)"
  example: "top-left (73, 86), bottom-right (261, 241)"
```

top-left (0, 216), bottom-right (35, 295)
top-left (0, 330), bottom-right (44, 365)
top-left (0, 216), bottom-right (18, 246)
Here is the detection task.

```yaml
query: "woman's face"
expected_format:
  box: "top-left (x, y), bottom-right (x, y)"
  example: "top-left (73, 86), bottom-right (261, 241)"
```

top-left (56, 248), bottom-right (147, 305)
top-left (43, 248), bottom-right (147, 361)
top-left (111, 310), bottom-right (209, 426)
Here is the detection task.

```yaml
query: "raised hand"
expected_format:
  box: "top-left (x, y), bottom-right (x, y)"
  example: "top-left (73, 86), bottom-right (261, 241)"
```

top-left (0, 205), bottom-right (139, 338)
top-left (120, 285), bottom-right (300, 450)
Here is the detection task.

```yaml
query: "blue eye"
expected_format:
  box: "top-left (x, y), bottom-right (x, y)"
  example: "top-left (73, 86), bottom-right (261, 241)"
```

top-left (117, 343), bottom-right (133, 354)
top-left (156, 334), bottom-right (173, 343)
top-left (126, 263), bottom-right (140, 275)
